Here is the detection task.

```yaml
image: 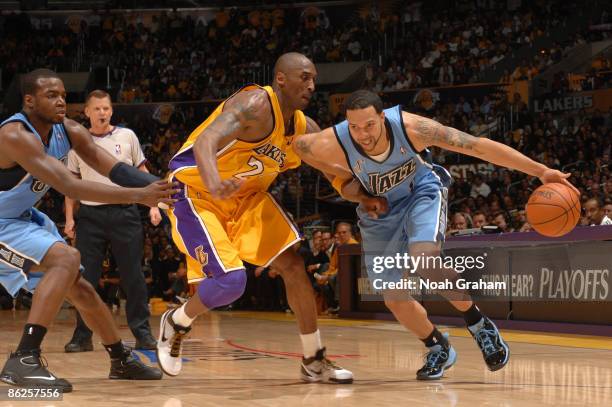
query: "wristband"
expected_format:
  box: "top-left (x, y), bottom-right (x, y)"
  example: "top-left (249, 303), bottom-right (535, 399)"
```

top-left (109, 162), bottom-right (158, 188)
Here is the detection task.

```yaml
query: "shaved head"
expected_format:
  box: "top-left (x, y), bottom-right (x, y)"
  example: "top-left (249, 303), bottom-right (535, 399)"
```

top-left (273, 52), bottom-right (314, 77)
top-left (272, 52), bottom-right (317, 111)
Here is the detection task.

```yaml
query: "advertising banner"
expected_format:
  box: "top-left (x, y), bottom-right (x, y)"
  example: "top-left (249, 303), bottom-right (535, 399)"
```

top-left (531, 88), bottom-right (612, 113)
top-left (341, 228), bottom-right (612, 324)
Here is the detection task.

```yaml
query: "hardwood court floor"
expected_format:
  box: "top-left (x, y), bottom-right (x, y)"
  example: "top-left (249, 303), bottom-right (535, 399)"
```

top-left (0, 307), bottom-right (611, 407)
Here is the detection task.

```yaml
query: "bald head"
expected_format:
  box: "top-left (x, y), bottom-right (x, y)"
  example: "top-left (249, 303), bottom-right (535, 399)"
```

top-left (272, 52), bottom-right (317, 111)
top-left (274, 52), bottom-right (314, 77)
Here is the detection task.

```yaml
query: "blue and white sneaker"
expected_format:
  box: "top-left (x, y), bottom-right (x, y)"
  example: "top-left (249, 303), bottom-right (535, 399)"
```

top-left (468, 317), bottom-right (510, 371)
top-left (416, 335), bottom-right (457, 380)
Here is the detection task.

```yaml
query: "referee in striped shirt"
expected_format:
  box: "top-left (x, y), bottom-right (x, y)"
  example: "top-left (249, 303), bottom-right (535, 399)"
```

top-left (63, 90), bottom-right (161, 352)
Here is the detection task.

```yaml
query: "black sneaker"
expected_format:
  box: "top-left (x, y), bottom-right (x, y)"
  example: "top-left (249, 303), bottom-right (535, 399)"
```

top-left (135, 334), bottom-right (157, 350)
top-left (416, 341), bottom-right (457, 381)
top-left (468, 317), bottom-right (510, 372)
top-left (109, 347), bottom-right (162, 380)
top-left (64, 337), bottom-right (93, 353)
top-left (0, 350), bottom-right (73, 392)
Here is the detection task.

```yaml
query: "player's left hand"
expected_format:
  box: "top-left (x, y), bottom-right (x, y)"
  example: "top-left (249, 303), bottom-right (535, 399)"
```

top-left (360, 196), bottom-right (388, 219)
top-left (539, 169), bottom-right (579, 196)
top-left (149, 206), bottom-right (162, 226)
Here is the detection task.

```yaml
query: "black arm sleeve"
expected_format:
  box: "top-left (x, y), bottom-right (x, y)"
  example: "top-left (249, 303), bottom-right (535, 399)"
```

top-left (109, 162), bottom-right (159, 188)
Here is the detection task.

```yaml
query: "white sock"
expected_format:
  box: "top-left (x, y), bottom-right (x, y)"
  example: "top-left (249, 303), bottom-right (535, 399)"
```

top-left (300, 330), bottom-right (322, 359)
top-left (172, 305), bottom-right (195, 327)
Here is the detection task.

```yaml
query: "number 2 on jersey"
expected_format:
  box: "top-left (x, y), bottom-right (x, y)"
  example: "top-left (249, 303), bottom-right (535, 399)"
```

top-left (234, 156), bottom-right (264, 180)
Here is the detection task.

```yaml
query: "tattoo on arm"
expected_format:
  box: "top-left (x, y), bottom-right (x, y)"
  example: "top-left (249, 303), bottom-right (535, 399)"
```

top-left (415, 118), bottom-right (442, 143)
top-left (204, 91), bottom-right (266, 140)
top-left (443, 127), bottom-right (478, 151)
top-left (295, 137), bottom-right (313, 156)
top-left (204, 112), bottom-right (243, 139)
top-left (236, 98), bottom-right (260, 122)
top-left (416, 118), bottom-right (481, 153)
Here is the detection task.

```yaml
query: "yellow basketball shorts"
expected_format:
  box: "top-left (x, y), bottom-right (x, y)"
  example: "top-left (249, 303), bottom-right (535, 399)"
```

top-left (167, 190), bottom-right (301, 284)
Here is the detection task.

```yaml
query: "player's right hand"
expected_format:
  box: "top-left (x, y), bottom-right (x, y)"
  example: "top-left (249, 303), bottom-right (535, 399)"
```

top-left (539, 168), bottom-right (580, 196)
top-left (360, 196), bottom-right (388, 219)
top-left (137, 181), bottom-right (181, 208)
top-left (64, 219), bottom-right (75, 239)
top-left (209, 178), bottom-right (244, 200)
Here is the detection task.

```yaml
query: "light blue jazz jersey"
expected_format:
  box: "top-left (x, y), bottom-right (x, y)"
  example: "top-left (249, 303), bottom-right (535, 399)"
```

top-left (0, 112), bottom-right (71, 296)
top-left (334, 105), bottom-right (452, 283)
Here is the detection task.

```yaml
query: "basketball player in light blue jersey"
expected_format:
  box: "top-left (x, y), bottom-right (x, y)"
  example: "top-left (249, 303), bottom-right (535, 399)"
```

top-left (0, 69), bottom-right (178, 391)
top-left (294, 90), bottom-right (578, 380)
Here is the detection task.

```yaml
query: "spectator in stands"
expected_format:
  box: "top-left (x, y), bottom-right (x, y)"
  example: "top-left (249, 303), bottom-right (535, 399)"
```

top-left (584, 198), bottom-right (612, 225)
top-left (470, 174), bottom-right (491, 198)
top-left (163, 260), bottom-right (188, 303)
top-left (447, 212), bottom-right (473, 236)
top-left (472, 211), bottom-right (488, 228)
top-left (159, 246), bottom-right (183, 300)
top-left (604, 202), bottom-right (612, 219)
top-left (517, 210), bottom-right (532, 232)
top-left (493, 212), bottom-right (513, 233)
top-left (453, 213), bottom-right (470, 231)
top-left (316, 222), bottom-right (358, 313)
top-left (321, 230), bottom-right (335, 258)
top-left (251, 266), bottom-right (288, 311)
top-left (305, 231), bottom-right (330, 280)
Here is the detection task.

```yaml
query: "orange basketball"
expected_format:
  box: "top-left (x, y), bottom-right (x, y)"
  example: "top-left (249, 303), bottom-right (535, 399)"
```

top-left (526, 183), bottom-right (581, 237)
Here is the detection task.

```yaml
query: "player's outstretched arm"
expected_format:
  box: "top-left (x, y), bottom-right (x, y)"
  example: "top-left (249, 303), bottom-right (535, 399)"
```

top-left (294, 124), bottom-right (388, 217)
top-left (404, 112), bottom-right (578, 194)
top-left (302, 116), bottom-right (377, 203)
top-left (294, 127), bottom-right (353, 179)
top-left (64, 118), bottom-right (160, 188)
top-left (0, 122), bottom-right (178, 207)
top-left (192, 89), bottom-right (273, 199)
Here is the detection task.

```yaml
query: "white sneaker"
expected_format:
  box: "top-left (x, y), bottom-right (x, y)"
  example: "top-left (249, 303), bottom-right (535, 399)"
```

top-left (300, 348), bottom-right (353, 384)
top-left (156, 309), bottom-right (191, 376)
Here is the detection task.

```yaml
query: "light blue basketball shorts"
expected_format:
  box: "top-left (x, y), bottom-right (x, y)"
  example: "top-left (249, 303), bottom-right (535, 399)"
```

top-left (358, 181), bottom-right (449, 284)
top-left (0, 208), bottom-right (65, 296)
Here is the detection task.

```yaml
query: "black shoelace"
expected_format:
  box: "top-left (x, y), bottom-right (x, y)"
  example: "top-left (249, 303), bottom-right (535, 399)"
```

top-left (170, 331), bottom-right (186, 358)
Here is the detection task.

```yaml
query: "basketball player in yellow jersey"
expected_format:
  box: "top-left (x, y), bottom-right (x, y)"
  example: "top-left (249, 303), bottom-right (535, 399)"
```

top-left (156, 53), bottom-right (353, 383)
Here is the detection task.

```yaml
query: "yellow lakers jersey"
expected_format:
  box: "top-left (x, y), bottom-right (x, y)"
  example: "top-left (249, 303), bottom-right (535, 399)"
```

top-left (168, 85), bottom-right (306, 197)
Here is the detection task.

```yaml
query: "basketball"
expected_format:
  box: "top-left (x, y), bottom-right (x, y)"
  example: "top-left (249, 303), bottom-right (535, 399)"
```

top-left (526, 183), bottom-right (581, 237)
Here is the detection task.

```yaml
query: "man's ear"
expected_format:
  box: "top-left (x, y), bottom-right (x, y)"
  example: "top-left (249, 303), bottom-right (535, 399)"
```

top-left (276, 71), bottom-right (286, 87)
top-left (23, 95), bottom-right (34, 110)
